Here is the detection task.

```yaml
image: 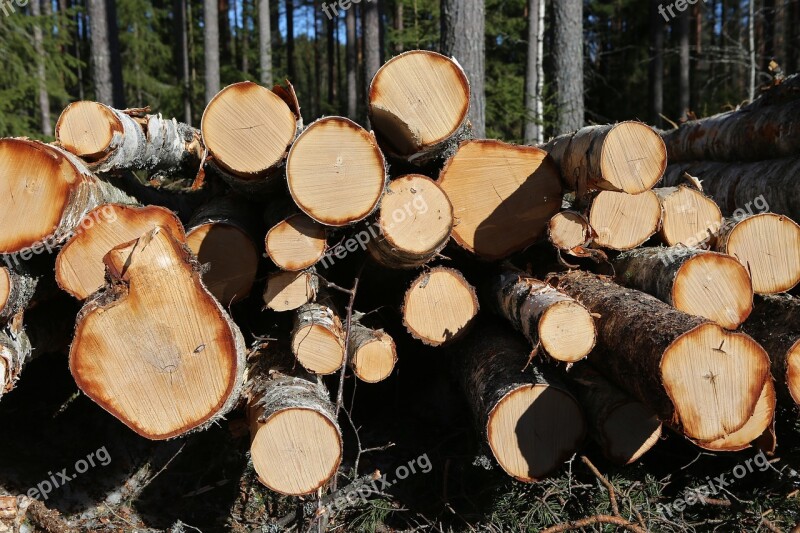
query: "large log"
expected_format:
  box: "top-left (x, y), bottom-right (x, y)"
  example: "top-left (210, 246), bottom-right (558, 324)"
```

top-left (741, 294), bottom-right (800, 405)
top-left (485, 269), bottom-right (596, 363)
top-left (0, 139), bottom-right (137, 255)
top-left (654, 185), bottom-right (723, 247)
top-left (456, 323), bottom-right (585, 482)
top-left (438, 140), bottom-right (562, 260)
top-left (69, 226), bottom-right (247, 439)
top-left (286, 117), bottom-right (387, 226)
top-left (715, 213), bottom-right (800, 294)
top-left (613, 247), bottom-right (753, 330)
top-left (588, 190), bottom-right (662, 250)
top-left (55, 101), bottom-right (202, 175)
top-left (368, 50), bottom-right (471, 164)
top-left (554, 271), bottom-right (770, 442)
top-left (246, 347), bottom-right (342, 495)
top-left (541, 122), bottom-right (667, 195)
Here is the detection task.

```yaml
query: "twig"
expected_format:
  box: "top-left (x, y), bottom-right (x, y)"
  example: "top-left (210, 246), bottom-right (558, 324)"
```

top-left (580, 455), bottom-right (619, 516)
top-left (540, 514), bottom-right (648, 533)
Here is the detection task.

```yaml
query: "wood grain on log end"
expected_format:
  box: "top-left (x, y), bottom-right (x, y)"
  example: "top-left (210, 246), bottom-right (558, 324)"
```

top-left (589, 191), bottom-right (661, 250)
top-left (349, 324), bottom-right (397, 383)
top-left (55, 101), bottom-right (122, 161)
top-left (263, 271), bottom-right (318, 312)
top-left (265, 213), bottom-right (327, 271)
top-left (655, 186), bottom-right (722, 247)
top-left (291, 303), bottom-right (346, 375)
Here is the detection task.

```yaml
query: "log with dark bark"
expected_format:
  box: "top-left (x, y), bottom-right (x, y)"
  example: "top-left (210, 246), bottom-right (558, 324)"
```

top-left (613, 247), bottom-right (753, 330)
top-left (456, 323), bottom-right (585, 482)
top-left (741, 294), bottom-right (800, 405)
top-left (69, 226), bottom-right (247, 439)
top-left (485, 269), bottom-right (596, 363)
top-left (554, 271), bottom-right (770, 442)
top-left (587, 191), bottom-right (662, 251)
top-left (568, 364), bottom-right (662, 465)
top-left (654, 185), bottom-right (723, 248)
top-left (348, 323), bottom-right (397, 383)
top-left (291, 303), bottom-right (346, 375)
top-left (438, 140), bottom-right (562, 260)
top-left (367, 174), bottom-right (453, 269)
top-left (541, 122), bottom-right (667, 195)
top-left (263, 270), bottom-right (318, 312)
top-left (246, 346), bottom-right (342, 495)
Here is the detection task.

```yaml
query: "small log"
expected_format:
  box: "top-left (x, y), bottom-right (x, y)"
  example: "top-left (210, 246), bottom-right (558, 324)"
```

top-left (741, 294), bottom-right (800, 405)
top-left (613, 247), bottom-right (753, 330)
top-left (69, 226), bottom-right (247, 439)
top-left (263, 270), bottom-right (318, 312)
top-left (548, 211), bottom-right (594, 255)
top-left (0, 263), bottom-right (41, 322)
top-left (588, 190), bottom-right (662, 251)
top-left (541, 122), bottom-right (667, 195)
top-left (367, 174), bottom-right (453, 269)
top-left (715, 213), bottom-right (800, 294)
top-left (368, 50), bottom-right (471, 164)
top-left (554, 271), bottom-right (770, 442)
top-left (265, 213), bottom-right (328, 271)
top-left (654, 185), bottom-right (723, 247)
top-left (0, 318), bottom-right (31, 399)
top-left (291, 303), bottom-right (346, 375)
top-left (55, 101), bottom-right (202, 174)
top-left (246, 347), bottom-right (342, 495)
top-left (286, 117), bottom-right (387, 226)
top-left (348, 323), bottom-right (397, 383)
top-left (486, 269), bottom-right (596, 363)
top-left (0, 139), bottom-right (137, 254)
top-left (568, 364), bottom-right (662, 465)
top-left (456, 323), bottom-right (586, 482)
top-left (56, 204), bottom-right (186, 300)
top-left (438, 140), bottom-right (562, 260)
top-left (201, 81), bottom-right (299, 193)
top-left (185, 196), bottom-right (261, 305)
top-left (402, 267), bottom-right (478, 347)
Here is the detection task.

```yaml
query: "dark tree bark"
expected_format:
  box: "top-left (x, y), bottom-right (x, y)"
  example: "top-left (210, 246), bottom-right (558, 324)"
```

top-left (552, 0), bottom-right (584, 133)
top-left (394, 0), bottom-right (404, 54)
top-left (648, 0), bottom-right (664, 127)
top-left (763, 0), bottom-right (775, 70)
top-left (345, 3), bottom-right (357, 119)
top-left (364, 0), bottom-right (382, 91)
top-left (286, 0), bottom-right (295, 81)
top-left (204, 0), bottom-right (220, 103)
top-left (677, 10), bottom-right (691, 118)
top-left (259, 0), bottom-right (273, 86)
top-left (441, 0), bottom-right (486, 137)
top-left (175, 0), bottom-right (192, 124)
top-left (88, 0), bottom-right (124, 108)
top-left (524, 0), bottom-right (544, 144)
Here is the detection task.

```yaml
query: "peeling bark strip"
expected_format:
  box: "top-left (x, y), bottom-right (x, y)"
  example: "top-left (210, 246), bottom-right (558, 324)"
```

top-left (55, 101), bottom-right (203, 174)
top-left (554, 271), bottom-right (770, 442)
top-left (0, 139), bottom-right (137, 255)
top-left (263, 270), bottom-right (318, 312)
top-left (587, 190), bottom-right (662, 251)
top-left (654, 186), bottom-right (723, 248)
top-left (613, 247), bottom-right (753, 330)
top-left (567, 364), bottom-right (662, 465)
top-left (69, 227), bottom-right (246, 440)
top-left (485, 269), bottom-right (596, 363)
top-left (662, 157), bottom-right (800, 224)
top-left (291, 303), bottom-right (346, 375)
top-left (0, 321), bottom-right (32, 399)
top-left (348, 323), bottom-right (397, 383)
top-left (368, 50), bottom-right (471, 164)
top-left (540, 122), bottom-right (667, 195)
top-left (0, 264), bottom-right (41, 322)
top-left (246, 347), bottom-right (342, 496)
top-left (715, 213), bottom-right (800, 295)
top-left (455, 323), bottom-right (585, 482)
top-left (741, 294), bottom-right (800, 405)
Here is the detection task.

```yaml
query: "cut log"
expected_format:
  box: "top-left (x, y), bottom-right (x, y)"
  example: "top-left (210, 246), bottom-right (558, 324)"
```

top-left (246, 347), bottom-right (342, 495)
top-left (402, 267), bottom-right (478, 347)
top-left (185, 197), bottom-right (261, 305)
top-left (201, 81), bottom-right (299, 192)
top-left (263, 270), bottom-right (318, 312)
top-left (613, 247), bottom-right (753, 330)
top-left (588, 190), bottom-right (662, 251)
top-left (548, 211), bottom-right (593, 254)
top-left (438, 140), bottom-right (562, 260)
top-left (69, 226), bottom-right (247, 439)
top-left (368, 50), bottom-right (471, 163)
top-left (0, 139), bottom-right (137, 254)
top-left (265, 213), bottom-right (328, 271)
top-left (291, 303), bottom-right (346, 375)
top-left (456, 323), bottom-right (585, 482)
top-left (715, 213), bottom-right (800, 294)
top-left (348, 323), bottom-right (397, 383)
top-left (568, 364), bottom-right (662, 465)
top-left (55, 101), bottom-right (203, 174)
top-left (486, 269), bottom-right (596, 363)
top-left (0, 263), bottom-right (41, 323)
top-left (654, 185), bottom-right (723, 247)
top-left (367, 174), bottom-right (453, 269)
top-left (554, 271), bottom-right (770, 442)
top-left (741, 294), bottom-right (800, 405)
top-left (56, 204), bottom-right (186, 300)
top-left (286, 117), bottom-right (387, 226)
top-left (541, 122), bottom-right (667, 195)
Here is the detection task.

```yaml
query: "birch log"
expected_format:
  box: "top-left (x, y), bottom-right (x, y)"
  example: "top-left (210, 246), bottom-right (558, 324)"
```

top-left (291, 303), bottom-right (346, 375)
top-left (348, 323), bottom-right (397, 383)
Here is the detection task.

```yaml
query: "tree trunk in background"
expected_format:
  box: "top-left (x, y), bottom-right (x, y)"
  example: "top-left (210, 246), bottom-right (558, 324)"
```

top-left (787, 0), bottom-right (799, 73)
top-left (242, 0), bottom-right (250, 75)
top-left (175, 0), bottom-right (192, 124)
top-left (649, 0), bottom-right (664, 127)
top-left (346, 4), bottom-right (357, 120)
top-left (204, 0), bottom-right (220, 103)
top-left (364, 0), bottom-right (382, 91)
top-left (31, 0), bottom-right (52, 137)
top-left (441, 0), bottom-right (485, 137)
top-left (259, 0), bottom-right (273, 86)
top-left (327, 14), bottom-right (336, 106)
top-left (394, 0), bottom-right (404, 54)
top-left (524, 0), bottom-right (543, 144)
top-left (313, 0), bottom-right (321, 116)
top-left (553, 0), bottom-right (584, 134)
top-left (677, 10), bottom-right (690, 118)
top-left (286, 0), bottom-right (295, 81)
top-left (763, 0), bottom-right (775, 69)
top-left (106, 0), bottom-right (125, 107)
top-left (87, 0), bottom-right (113, 105)
top-left (748, 0), bottom-right (756, 101)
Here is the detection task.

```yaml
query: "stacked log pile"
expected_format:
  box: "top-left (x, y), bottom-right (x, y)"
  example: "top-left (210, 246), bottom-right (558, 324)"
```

top-left (0, 51), bottom-right (798, 511)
